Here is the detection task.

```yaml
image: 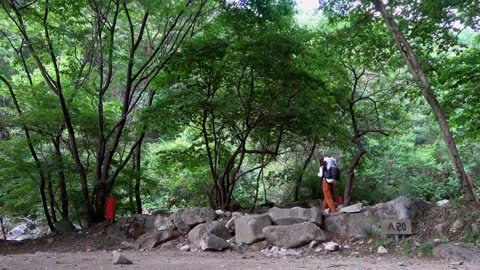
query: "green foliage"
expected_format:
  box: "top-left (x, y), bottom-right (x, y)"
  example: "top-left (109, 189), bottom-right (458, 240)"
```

top-left (374, 237), bottom-right (394, 248)
top-left (401, 238), bottom-right (412, 256)
top-left (142, 132), bottom-right (211, 210)
top-left (463, 231), bottom-right (480, 244)
top-left (417, 243), bottom-right (434, 257)
top-left (0, 0), bottom-right (479, 226)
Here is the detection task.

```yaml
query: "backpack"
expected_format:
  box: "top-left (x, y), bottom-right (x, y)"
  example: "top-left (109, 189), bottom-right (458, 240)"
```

top-left (325, 160), bottom-right (341, 183)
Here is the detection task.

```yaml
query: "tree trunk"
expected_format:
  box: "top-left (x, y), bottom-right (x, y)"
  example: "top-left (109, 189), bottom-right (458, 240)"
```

top-left (343, 145), bottom-right (365, 206)
top-left (39, 175), bottom-right (55, 232)
top-left (47, 176), bottom-right (57, 223)
top-left (0, 216), bottom-right (6, 240)
top-left (128, 155), bottom-right (135, 215)
top-left (373, 0), bottom-right (478, 204)
top-left (134, 143), bottom-right (142, 214)
top-left (52, 137), bottom-right (69, 220)
top-left (250, 156), bottom-right (266, 213)
top-left (293, 143), bottom-right (317, 202)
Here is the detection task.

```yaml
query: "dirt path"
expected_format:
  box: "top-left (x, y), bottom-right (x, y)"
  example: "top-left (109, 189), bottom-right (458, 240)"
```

top-left (0, 250), bottom-right (477, 270)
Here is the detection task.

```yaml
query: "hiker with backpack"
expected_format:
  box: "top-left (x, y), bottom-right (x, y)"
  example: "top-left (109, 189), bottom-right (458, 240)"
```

top-left (318, 157), bottom-right (341, 213)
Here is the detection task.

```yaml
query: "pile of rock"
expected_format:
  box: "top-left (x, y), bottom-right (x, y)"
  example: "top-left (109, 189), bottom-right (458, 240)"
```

top-left (108, 196), bottom-right (434, 252)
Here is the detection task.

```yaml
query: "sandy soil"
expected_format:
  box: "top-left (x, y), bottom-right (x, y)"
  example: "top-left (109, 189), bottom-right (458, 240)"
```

top-left (1, 250), bottom-right (478, 270)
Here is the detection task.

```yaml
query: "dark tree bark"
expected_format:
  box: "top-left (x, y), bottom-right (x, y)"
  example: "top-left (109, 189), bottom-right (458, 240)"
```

top-left (293, 143), bottom-right (317, 202)
top-left (128, 154), bottom-right (135, 215)
top-left (373, 0), bottom-right (479, 204)
top-left (344, 142), bottom-right (366, 206)
top-left (52, 136), bottom-right (69, 220)
top-left (134, 143), bottom-right (143, 214)
top-left (250, 164), bottom-right (265, 213)
top-left (47, 176), bottom-right (57, 223)
top-left (0, 216), bottom-right (7, 240)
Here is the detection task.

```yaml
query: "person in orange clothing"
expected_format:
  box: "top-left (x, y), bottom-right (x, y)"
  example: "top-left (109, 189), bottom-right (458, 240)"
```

top-left (318, 157), bottom-right (337, 213)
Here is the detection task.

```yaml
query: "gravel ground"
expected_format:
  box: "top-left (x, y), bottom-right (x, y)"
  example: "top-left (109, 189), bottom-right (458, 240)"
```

top-left (1, 250), bottom-right (478, 270)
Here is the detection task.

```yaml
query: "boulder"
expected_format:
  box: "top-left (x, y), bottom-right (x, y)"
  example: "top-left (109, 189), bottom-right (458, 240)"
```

top-left (373, 196), bottom-right (431, 220)
top-left (170, 208), bottom-right (217, 233)
top-left (154, 215), bottom-right (176, 231)
top-left (135, 230), bottom-right (181, 249)
top-left (187, 221), bottom-right (231, 248)
top-left (200, 233), bottom-right (229, 251)
top-left (324, 210), bottom-right (379, 237)
top-left (324, 196), bottom-right (430, 237)
top-left (7, 219), bottom-right (50, 240)
top-left (112, 251), bottom-right (132, 265)
top-left (268, 207), bottom-right (322, 225)
top-left (263, 222), bottom-right (329, 248)
top-left (235, 214), bottom-right (271, 244)
top-left (54, 219), bottom-right (75, 234)
top-left (339, 203), bottom-right (363, 213)
top-left (433, 244), bottom-right (480, 262)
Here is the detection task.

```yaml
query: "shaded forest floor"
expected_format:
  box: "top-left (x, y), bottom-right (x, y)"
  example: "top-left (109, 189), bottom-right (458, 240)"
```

top-left (0, 224), bottom-right (121, 255)
top-left (1, 200), bottom-right (480, 269)
top-left (0, 249), bottom-right (477, 270)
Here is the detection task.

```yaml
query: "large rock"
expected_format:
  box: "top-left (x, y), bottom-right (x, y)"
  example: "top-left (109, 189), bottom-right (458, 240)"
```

top-left (324, 196), bottom-right (430, 237)
top-left (136, 230), bottom-right (181, 249)
top-left (433, 244), bottom-right (480, 262)
top-left (7, 219), bottom-right (50, 240)
top-left (188, 221), bottom-right (231, 248)
top-left (268, 207), bottom-right (322, 226)
top-left (339, 203), bottom-right (364, 213)
top-left (54, 219), bottom-right (75, 234)
top-left (170, 208), bottom-right (217, 233)
top-left (200, 233), bottom-right (229, 251)
top-left (324, 210), bottom-right (379, 237)
top-left (235, 214), bottom-right (271, 244)
top-left (154, 215), bottom-right (176, 231)
top-left (373, 196), bottom-right (431, 220)
top-left (263, 222), bottom-right (329, 248)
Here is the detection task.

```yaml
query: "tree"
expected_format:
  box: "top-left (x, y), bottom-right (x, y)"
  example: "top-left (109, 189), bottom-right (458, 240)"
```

top-left (148, 0), bottom-right (338, 209)
top-left (372, 0), bottom-right (479, 204)
top-left (1, 0), bottom-right (208, 224)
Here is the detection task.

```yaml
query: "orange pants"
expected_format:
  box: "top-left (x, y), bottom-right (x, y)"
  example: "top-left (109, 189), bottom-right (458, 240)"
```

top-left (322, 179), bottom-right (337, 213)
